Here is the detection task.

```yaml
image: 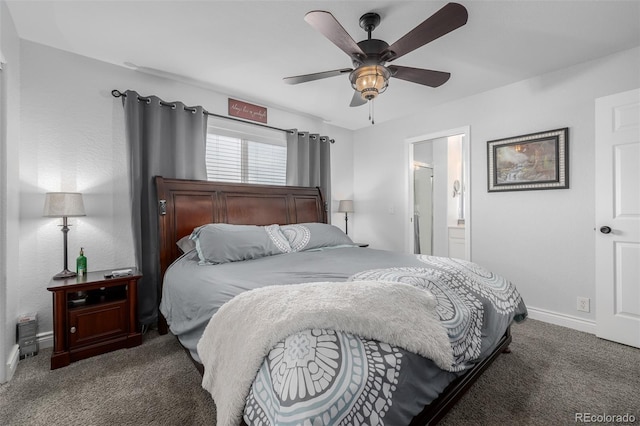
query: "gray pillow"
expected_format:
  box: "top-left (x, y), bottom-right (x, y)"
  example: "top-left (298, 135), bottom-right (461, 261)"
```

top-left (176, 235), bottom-right (196, 253)
top-left (190, 223), bottom-right (291, 265)
top-left (280, 223), bottom-right (355, 252)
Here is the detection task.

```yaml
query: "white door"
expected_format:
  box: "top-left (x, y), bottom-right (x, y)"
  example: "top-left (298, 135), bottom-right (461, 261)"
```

top-left (595, 88), bottom-right (640, 348)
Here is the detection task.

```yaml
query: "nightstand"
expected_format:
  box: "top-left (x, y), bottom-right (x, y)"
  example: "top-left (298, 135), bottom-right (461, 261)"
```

top-left (47, 268), bottom-right (143, 369)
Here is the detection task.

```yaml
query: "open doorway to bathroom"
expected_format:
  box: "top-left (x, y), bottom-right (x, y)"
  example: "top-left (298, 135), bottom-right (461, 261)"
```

top-left (406, 127), bottom-right (470, 260)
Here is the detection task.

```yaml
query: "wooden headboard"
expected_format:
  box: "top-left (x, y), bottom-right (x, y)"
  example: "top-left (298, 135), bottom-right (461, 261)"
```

top-left (155, 176), bottom-right (327, 280)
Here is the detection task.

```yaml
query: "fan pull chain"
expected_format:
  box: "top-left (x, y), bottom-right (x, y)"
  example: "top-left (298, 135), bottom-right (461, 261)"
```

top-left (369, 99), bottom-right (375, 125)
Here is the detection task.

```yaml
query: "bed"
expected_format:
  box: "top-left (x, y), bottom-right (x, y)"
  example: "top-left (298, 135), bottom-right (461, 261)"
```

top-left (154, 176), bottom-right (527, 426)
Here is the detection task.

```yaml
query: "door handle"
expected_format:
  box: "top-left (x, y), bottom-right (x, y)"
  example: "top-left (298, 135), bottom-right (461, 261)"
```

top-left (600, 226), bottom-right (612, 234)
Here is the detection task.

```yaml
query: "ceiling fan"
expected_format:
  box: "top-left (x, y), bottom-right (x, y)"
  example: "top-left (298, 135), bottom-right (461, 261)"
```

top-left (283, 2), bottom-right (468, 119)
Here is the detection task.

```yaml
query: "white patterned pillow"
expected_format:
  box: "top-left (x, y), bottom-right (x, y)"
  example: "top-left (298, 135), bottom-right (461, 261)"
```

top-left (190, 223), bottom-right (291, 265)
top-left (280, 223), bottom-right (356, 252)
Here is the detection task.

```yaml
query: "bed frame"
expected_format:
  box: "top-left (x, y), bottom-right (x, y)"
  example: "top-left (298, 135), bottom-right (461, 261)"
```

top-left (154, 176), bottom-right (512, 425)
top-left (155, 176), bottom-right (327, 334)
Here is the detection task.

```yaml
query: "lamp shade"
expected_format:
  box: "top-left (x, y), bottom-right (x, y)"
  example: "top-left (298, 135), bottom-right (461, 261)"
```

top-left (349, 65), bottom-right (391, 101)
top-left (43, 192), bottom-right (86, 217)
top-left (338, 200), bottom-right (354, 213)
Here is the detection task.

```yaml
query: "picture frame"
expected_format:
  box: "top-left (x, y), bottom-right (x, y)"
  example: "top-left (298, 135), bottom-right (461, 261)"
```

top-left (487, 127), bottom-right (569, 192)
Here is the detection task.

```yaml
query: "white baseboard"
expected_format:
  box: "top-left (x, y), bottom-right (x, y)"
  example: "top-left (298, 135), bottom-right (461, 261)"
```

top-left (37, 331), bottom-right (54, 349)
top-left (2, 332), bottom-right (53, 383)
top-left (5, 344), bottom-right (19, 382)
top-left (2, 331), bottom-right (53, 384)
top-left (526, 305), bottom-right (596, 335)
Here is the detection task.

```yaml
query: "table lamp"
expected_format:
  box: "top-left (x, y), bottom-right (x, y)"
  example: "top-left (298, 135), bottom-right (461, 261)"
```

top-left (43, 192), bottom-right (86, 279)
top-left (338, 200), bottom-right (354, 235)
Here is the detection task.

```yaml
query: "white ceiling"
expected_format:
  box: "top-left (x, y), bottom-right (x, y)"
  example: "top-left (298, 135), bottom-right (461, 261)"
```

top-left (6, 0), bottom-right (640, 130)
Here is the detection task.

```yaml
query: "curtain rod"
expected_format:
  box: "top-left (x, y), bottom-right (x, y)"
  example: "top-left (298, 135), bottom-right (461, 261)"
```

top-left (111, 90), bottom-right (334, 143)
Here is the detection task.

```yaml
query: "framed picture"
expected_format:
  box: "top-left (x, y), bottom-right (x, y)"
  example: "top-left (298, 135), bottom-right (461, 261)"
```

top-left (487, 127), bottom-right (569, 192)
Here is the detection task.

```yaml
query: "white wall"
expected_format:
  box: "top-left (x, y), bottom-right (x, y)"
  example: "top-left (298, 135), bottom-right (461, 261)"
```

top-left (352, 46), bottom-right (640, 328)
top-left (413, 140), bottom-right (433, 165)
top-left (0, 0), bottom-right (21, 383)
top-left (432, 139), bottom-right (448, 256)
top-left (17, 40), bottom-right (353, 345)
top-left (325, 124), bottom-right (354, 231)
top-left (447, 135), bottom-right (463, 226)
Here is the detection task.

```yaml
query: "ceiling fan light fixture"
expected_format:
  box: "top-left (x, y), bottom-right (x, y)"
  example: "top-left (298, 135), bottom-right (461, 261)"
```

top-left (349, 65), bottom-right (391, 101)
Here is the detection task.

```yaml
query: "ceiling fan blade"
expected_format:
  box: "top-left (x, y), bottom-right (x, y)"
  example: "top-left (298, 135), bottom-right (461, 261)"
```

top-left (283, 68), bottom-right (353, 85)
top-left (350, 91), bottom-right (367, 107)
top-left (305, 11), bottom-right (367, 61)
top-left (381, 3), bottom-right (468, 62)
top-left (388, 66), bottom-right (451, 87)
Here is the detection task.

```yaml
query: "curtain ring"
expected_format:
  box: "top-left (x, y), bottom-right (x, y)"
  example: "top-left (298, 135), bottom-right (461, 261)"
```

top-left (160, 101), bottom-right (177, 109)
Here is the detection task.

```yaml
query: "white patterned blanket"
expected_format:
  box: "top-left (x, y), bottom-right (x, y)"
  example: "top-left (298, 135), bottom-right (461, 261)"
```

top-left (196, 280), bottom-right (453, 426)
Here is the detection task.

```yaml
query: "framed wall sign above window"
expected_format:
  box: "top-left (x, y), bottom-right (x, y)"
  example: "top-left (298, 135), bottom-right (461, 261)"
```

top-left (228, 98), bottom-right (267, 123)
top-left (487, 127), bottom-right (569, 192)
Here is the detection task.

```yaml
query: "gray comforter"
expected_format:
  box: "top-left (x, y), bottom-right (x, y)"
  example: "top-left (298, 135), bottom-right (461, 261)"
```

top-left (160, 247), bottom-right (527, 425)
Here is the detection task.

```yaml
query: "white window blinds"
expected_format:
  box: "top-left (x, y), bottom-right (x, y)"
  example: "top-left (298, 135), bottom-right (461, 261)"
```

top-left (205, 120), bottom-right (287, 185)
top-left (205, 134), bottom-right (243, 183)
top-left (246, 140), bottom-right (287, 185)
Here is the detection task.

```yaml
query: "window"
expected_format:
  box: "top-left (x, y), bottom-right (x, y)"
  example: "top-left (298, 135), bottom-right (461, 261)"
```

top-left (205, 121), bottom-right (287, 185)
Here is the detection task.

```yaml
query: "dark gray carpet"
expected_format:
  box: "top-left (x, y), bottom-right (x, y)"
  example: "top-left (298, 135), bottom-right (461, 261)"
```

top-left (441, 319), bottom-right (640, 426)
top-left (0, 331), bottom-right (216, 425)
top-left (1, 319), bottom-right (638, 425)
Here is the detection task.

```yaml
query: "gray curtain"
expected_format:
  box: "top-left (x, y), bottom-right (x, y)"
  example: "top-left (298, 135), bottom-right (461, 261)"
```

top-left (122, 90), bottom-right (207, 325)
top-left (286, 130), bottom-right (332, 217)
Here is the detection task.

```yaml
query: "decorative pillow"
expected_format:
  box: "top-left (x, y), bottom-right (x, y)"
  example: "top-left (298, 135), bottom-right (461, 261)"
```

top-left (176, 235), bottom-right (196, 253)
top-left (190, 223), bottom-right (292, 265)
top-left (280, 223), bottom-right (355, 252)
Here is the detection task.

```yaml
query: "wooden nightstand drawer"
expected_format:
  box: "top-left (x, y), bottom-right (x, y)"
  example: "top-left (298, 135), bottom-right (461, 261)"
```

top-left (68, 300), bottom-right (128, 348)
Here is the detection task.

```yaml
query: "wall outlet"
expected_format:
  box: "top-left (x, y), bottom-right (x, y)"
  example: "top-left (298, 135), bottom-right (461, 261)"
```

top-left (577, 297), bottom-right (590, 312)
